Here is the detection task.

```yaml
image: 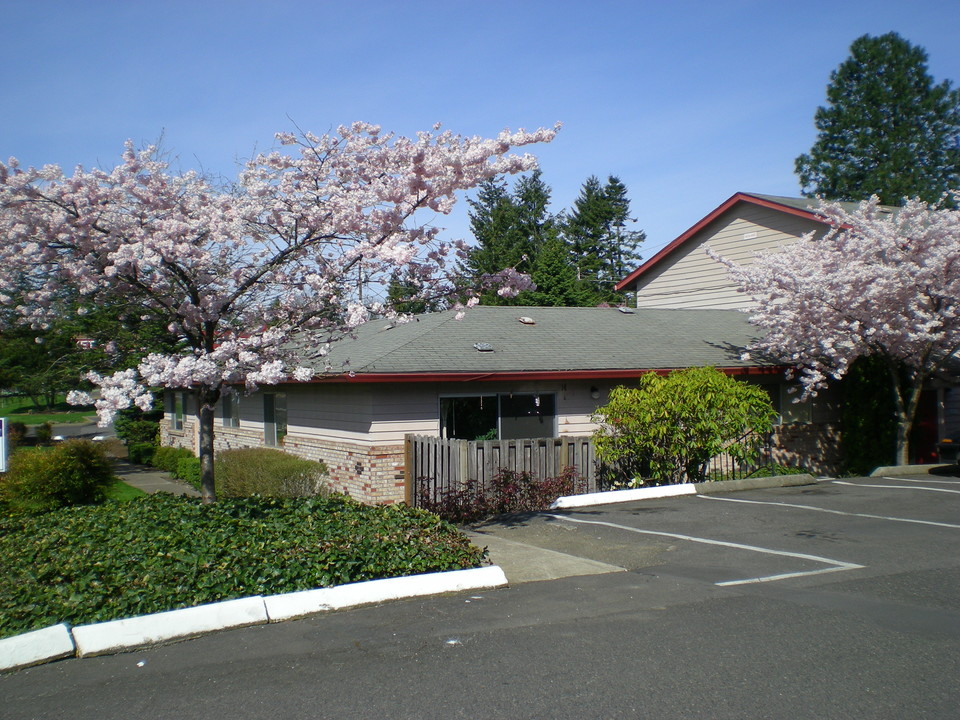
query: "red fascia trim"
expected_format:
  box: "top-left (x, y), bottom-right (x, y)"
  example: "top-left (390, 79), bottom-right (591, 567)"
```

top-left (305, 366), bottom-right (785, 384)
top-left (614, 192), bottom-right (828, 291)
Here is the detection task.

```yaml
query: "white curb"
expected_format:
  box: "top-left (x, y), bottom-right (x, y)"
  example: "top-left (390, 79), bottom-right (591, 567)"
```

top-left (0, 623), bottom-right (75, 672)
top-left (551, 483), bottom-right (696, 509)
top-left (71, 596), bottom-right (269, 657)
top-left (265, 565), bottom-right (508, 622)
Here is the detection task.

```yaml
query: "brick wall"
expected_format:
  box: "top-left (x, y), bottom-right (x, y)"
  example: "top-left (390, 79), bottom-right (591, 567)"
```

top-left (161, 419), bottom-right (407, 505)
top-left (771, 422), bottom-right (842, 475)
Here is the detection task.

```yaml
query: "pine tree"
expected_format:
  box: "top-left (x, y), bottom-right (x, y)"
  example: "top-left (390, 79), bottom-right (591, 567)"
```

top-left (562, 175), bottom-right (644, 304)
top-left (796, 32), bottom-right (960, 205)
top-left (463, 171), bottom-right (556, 305)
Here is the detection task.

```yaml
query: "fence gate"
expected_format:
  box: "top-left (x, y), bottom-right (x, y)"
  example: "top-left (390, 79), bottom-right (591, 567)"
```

top-left (405, 435), bottom-right (596, 507)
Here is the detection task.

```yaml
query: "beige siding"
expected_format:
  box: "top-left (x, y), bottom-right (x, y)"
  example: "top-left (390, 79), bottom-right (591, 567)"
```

top-left (635, 206), bottom-right (827, 309)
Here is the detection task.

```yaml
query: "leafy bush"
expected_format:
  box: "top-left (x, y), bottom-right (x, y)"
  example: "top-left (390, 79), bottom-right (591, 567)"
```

top-left (127, 442), bottom-right (156, 465)
top-left (0, 493), bottom-right (486, 639)
top-left (152, 446), bottom-right (195, 474)
top-left (7, 421), bottom-right (26, 450)
top-left (417, 466), bottom-right (586, 523)
top-left (34, 422), bottom-right (53, 445)
top-left (0, 440), bottom-right (116, 514)
top-left (175, 457), bottom-right (201, 488)
top-left (593, 367), bottom-right (778, 487)
top-left (216, 448), bottom-right (329, 498)
top-left (115, 418), bottom-right (160, 446)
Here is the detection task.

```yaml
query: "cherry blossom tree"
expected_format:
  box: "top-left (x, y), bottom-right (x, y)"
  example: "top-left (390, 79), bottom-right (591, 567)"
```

top-left (713, 196), bottom-right (960, 466)
top-left (0, 122), bottom-right (557, 501)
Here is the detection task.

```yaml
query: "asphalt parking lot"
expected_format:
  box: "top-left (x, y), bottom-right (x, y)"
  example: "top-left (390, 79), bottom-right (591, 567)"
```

top-left (3, 474), bottom-right (959, 719)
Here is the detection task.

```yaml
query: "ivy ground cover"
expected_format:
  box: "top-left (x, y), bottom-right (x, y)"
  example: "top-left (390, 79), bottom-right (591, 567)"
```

top-left (0, 494), bottom-right (486, 639)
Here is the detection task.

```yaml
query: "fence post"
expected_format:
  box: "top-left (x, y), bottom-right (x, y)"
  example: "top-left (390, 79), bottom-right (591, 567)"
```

top-left (404, 434), bottom-right (414, 505)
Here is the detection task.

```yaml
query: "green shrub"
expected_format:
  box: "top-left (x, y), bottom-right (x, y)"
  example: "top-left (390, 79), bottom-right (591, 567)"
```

top-left (34, 422), bottom-right (53, 445)
top-left (7, 421), bottom-right (26, 450)
top-left (215, 448), bottom-right (329, 498)
top-left (593, 367), bottom-right (778, 487)
top-left (152, 446), bottom-right (194, 474)
top-left (0, 440), bottom-right (116, 514)
top-left (175, 457), bottom-right (201, 488)
top-left (0, 494), bottom-right (486, 639)
top-left (116, 419), bottom-right (160, 446)
top-left (127, 442), bottom-right (156, 465)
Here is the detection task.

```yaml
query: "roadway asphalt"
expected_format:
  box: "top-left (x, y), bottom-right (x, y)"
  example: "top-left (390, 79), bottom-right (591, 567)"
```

top-left (3, 470), bottom-right (958, 718)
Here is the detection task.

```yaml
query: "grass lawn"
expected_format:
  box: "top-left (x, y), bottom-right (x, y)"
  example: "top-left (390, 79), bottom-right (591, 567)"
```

top-left (103, 479), bottom-right (147, 501)
top-left (0, 396), bottom-right (97, 425)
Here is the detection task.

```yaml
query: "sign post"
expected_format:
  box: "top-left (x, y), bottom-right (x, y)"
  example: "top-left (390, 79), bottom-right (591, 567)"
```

top-left (0, 417), bottom-right (7, 473)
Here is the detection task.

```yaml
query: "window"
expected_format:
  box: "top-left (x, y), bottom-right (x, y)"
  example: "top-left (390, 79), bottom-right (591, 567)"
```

top-left (440, 393), bottom-right (556, 440)
top-left (765, 384), bottom-right (812, 425)
top-left (222, 394), bottom-right (240, 428)
top-left (170, 391), bottom-right (186, 431)
top-left (264, 393), bottom-right (287, 446)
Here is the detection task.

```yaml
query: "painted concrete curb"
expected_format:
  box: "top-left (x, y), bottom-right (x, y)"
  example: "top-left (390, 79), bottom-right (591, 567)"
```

top-left (0, 623), bottom-right (75, 672)
top-left (869, 464), bottom-right (949, 477)
top-left (265, 565), bottom-right (508, 622)
top-left (1, 565), bottom-right (507, 672)
top-left (551, 474), bottom-right (817, 509)
top-left (71, 596), bottom-right (269, 658)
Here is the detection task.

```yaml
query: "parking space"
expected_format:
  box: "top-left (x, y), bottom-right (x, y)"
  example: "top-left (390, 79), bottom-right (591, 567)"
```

top-left (472, 474), bottom-right (960, 602)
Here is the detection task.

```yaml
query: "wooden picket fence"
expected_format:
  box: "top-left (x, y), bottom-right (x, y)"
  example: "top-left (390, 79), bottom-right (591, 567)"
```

top-left (405, 435), bottom-right (597, 507)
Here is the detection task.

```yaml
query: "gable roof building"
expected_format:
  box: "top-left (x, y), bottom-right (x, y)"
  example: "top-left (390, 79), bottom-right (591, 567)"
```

top-left (616, 192), bottom-right (872, 310)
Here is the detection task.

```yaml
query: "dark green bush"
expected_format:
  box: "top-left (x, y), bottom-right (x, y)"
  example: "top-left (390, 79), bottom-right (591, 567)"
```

top-left (152, 446), bottom-right (194, 474)
top-left (175, 457), bottom-right (201, 488)
top-left (216, 448), bottom-right (329, 498)
top-left (34, 422), bottom-right (53, 446)
top-left (115, 419), bottom-right (160, 446)
top-left (7, 421), bottom-right (26, 451)
top-left (0, 440), bottom-right (116, 514)
top-left (127, 442), bottom-right (156, 465)
top-left (0, 493), bottom-right (486, 639)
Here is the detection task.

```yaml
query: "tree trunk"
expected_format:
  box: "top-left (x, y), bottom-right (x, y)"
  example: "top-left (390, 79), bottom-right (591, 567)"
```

top-left (197, 386), bottom-right (220, 504)
top-left (888, 359), bottom-right (926, 467)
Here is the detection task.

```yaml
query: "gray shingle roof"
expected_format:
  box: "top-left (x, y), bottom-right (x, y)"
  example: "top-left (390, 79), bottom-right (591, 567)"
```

top-left (307, 306), bottom-right (768, 378)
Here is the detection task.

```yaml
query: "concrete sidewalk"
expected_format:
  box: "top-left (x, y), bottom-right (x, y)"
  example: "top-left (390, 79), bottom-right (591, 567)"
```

top-left (112, 459), bottom-right (201, 497)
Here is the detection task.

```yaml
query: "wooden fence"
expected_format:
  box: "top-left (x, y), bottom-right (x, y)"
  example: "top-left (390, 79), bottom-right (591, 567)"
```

top-left (405, 435), bottom-right (597, 507)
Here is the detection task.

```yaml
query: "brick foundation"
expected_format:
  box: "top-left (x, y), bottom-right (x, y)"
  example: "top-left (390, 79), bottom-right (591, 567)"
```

top-left (161, 420), bottom-right (406, 505)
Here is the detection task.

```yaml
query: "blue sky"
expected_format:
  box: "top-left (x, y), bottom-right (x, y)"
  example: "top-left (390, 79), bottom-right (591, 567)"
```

top-left (3, 0), bottom-right (959, 260)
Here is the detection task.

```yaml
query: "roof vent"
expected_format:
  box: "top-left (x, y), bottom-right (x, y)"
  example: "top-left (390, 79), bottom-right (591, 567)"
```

top-left (473, 342), bottom-right (494, 352)
top-left (518, 316), bottom-right (536, 325)
top-left (617, 306), bottom-right (635, 314)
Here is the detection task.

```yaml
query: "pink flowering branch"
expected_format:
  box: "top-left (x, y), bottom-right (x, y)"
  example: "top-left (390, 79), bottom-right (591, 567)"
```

top-left (712, 194), bottom-right (960, 464)
top-left (0, 122), bottom-right (558, 501)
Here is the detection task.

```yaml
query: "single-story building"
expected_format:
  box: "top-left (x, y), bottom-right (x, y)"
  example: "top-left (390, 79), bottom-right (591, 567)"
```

top-left (162, 305), bottom-right (839, 504)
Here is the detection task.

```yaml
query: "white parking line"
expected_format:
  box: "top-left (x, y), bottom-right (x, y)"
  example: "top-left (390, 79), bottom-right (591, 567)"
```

top-left (546, 514), bottom-right (863, 587)
top-left (878, 477), bottom-right (960, 485)
top-left (697, 494), bottom-right (960, 530)
top-left (833, 480), bottom-right (960, 495)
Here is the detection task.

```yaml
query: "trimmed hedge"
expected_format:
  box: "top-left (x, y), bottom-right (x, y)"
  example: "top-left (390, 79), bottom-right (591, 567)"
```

top-left (152, 446), bottom-right (195, 474)
top-left (127, 442), bottom-right (156, 465)
top-left (216, 448), bottom-right (329, 498)
top-left (0, 494), bottom-right (486, 639)
top-left (175, 457), bottom-right (201, 487)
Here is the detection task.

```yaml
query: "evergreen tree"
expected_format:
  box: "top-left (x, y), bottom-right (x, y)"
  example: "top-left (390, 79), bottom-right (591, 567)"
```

top-left (562, 175), bottom-right (645, 304)
top-left (464, 171), bottom-right (556, 305)
top-left (519, 235), bottom-right (592, 307)
top-left (796, 32), bottom-right (960, 205)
